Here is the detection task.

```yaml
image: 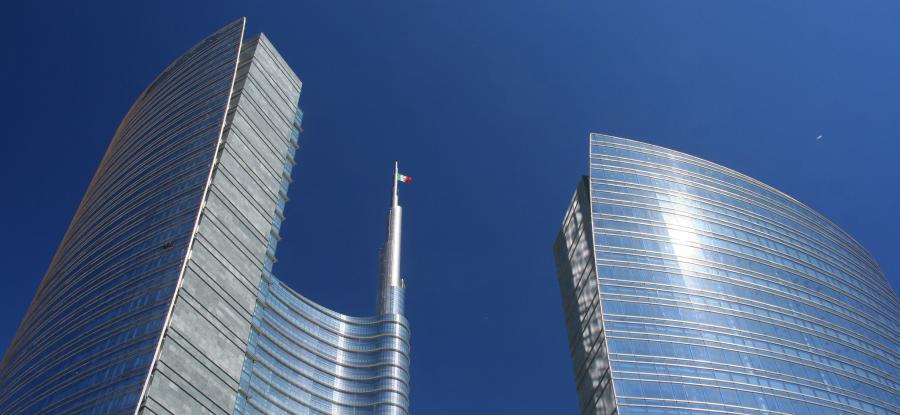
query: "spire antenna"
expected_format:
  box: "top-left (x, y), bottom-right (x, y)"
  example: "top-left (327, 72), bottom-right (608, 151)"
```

top-left (378, 161), bottom-right (406, 314)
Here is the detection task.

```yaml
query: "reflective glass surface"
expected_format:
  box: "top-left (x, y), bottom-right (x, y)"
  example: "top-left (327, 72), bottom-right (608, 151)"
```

top-left (233, 109), bottom-right (411, 415)
top-left (555, 177), bottom-right (617, 415)
top-left (590, 134), bottom-right (898, 414)
top-left (0, 20), bottom-right (243, 415)
top-left (234, 278), bottom-right (410, 415)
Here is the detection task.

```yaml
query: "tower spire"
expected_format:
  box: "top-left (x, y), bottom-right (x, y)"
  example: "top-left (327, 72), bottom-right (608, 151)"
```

top-left (392, 160), bottom-right (399, 208)
top-left (378, 161), bottom-right (405, 314)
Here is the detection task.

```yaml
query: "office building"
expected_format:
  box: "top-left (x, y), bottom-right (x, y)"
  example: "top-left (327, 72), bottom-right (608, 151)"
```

top-left (554, 133), bottom-right (898, 415)
top-left (0, 18), bottom-right (410, 415)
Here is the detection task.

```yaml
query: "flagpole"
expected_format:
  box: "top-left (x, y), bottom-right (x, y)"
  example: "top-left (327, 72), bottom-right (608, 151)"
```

top-left (392, 161), bottom-right (399, 207)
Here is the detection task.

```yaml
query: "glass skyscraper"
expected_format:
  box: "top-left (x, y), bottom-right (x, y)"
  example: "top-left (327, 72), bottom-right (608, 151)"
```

top-left (554, 133), bottom-right (898, 415)
top-left (0, 19), bottom-right (410, 415)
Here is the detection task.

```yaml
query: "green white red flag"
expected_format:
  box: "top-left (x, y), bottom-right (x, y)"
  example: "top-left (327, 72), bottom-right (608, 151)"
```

top-left (397, 173), bottom-right (412, 183)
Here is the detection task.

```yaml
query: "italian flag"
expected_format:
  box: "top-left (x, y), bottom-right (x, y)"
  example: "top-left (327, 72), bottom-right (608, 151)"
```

top-left (397, 173), bottom-right (412, 183)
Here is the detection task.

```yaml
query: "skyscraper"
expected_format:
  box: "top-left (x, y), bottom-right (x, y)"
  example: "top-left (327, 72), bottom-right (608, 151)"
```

top-left (554, 133), bottom-right (898, 415)
top-left (0, 18), bottom-right (410, 415)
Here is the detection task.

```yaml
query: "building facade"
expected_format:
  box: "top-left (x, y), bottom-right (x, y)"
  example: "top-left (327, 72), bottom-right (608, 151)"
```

top-left (0, 19), bottom-right (410, 415)
top-left (555, 133), bottom-right (898, 415)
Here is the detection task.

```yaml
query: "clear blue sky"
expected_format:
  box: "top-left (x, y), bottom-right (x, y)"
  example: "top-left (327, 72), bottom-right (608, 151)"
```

top-left (1, 2), bottom-right (897, 413)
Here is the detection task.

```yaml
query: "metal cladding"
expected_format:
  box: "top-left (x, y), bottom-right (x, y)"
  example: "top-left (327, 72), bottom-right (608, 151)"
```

top-left (555, 133), bottom-right (899, 415)
top-left (0, 18), bottom-right (410, 415)
top-left (0, 19), bottom-right (243, 415)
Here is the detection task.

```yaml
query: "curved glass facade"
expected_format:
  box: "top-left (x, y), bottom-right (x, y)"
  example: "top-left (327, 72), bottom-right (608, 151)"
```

top-left (0, 20), bottom-right (243, 415)
top-left (557, 133), bottom-right (898, 415)
top-left (0, 18), bottom-right (410, 415)
top-left (234, 276), bottom-right (410, 415)
top-left (231, 105), bottom-right (411, 415)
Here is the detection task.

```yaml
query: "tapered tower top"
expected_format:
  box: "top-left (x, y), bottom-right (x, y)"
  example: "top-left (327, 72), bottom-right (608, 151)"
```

top-left (378, 161), bottom-right (408, 314)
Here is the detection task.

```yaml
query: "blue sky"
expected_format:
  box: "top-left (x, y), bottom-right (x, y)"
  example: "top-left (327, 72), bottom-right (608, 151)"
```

top-left (1, 1), bottom-right (898, 413)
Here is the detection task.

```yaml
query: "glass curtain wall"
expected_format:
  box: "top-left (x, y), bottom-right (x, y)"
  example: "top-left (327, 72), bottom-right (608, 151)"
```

top-left (0, 20), bottom-right (244, 415)
top-left (588, 134), bottom-right (898, 415)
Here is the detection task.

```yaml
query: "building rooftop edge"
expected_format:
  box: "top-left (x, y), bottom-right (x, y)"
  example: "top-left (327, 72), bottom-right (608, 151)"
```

top-left (587, 131), bottom-right (882, 272)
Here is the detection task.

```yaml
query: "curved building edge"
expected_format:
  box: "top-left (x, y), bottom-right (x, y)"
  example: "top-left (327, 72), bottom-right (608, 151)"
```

top-left (0, 18), bottom-right (410, 415)
top-left (0, 17), bottom-right (248, 415)
top-left (555, 132), bottom-right (898, 415)
top-left (135, 19), bottom-right (411, 415)
top-left (235, 276), bottom-right (410, 415)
